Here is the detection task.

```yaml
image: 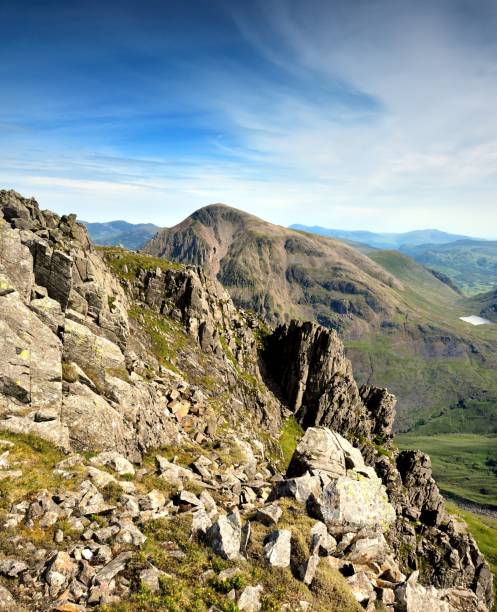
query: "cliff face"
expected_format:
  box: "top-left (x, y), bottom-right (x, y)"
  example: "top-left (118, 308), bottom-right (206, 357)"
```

top-left (0, 189), bottom-right (493, 611)
top-left (0, 190), bottom-right (282, 461)
top-left (263, 320), bottom-right (391, 438)
top-left (262, 320), bottom-right (493, 607)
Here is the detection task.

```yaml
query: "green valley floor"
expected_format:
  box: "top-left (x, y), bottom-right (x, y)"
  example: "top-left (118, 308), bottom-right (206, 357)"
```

top-left (396, 433), bottom-right (497, 507)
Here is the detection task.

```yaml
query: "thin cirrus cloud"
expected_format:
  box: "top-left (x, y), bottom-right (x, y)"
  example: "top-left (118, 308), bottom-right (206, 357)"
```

top-left (0, 0), bottom-right (497, 235)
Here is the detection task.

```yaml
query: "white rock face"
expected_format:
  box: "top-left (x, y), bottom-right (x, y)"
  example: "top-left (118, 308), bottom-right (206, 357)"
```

top-left (299, 553), bottom-right (320, 585)
top-left (30, 295), bottom-right (64, 334)
top-left (263, 529), bottom-right (291, 568)
top-left (0, 284), bottom-right (63, 416)
top-left (287, 426), bottom-right (377, 481)
top-left (269, 472), bottom-right (322, 504)
top-left (63, 317), bottom-right (126, 375)
top-left (311, 473), bottom-right (395, 535)
top-left (90, 451), bottom-right (135, 476)
top-left (207, 512), bottom-right (242, 561)
top-left (347, 534), bottom-right (389, 564)
top-left (64, 386), bottom-right (135, 457)
top-left (238, 585), bottom-right (263, 611)
top-left (347, 571), bottom-right (376, 604)
top-left (287, 427), bottom-right (348, 478)
top-left (139, 489), bottom-right (166, 511)
top-left (255, 502), bottom-right (282, 526)
top-left (396, 572), bottom-right (450, 612)
top-left (287, 428), bottom-right (396, 537)
top-left (191, 508), bottom-right (212, 535)
top-left (0, 222), bottom-right (34, 301)
top-left (86, 466), bottom-right (117, 488)
top-left (310, 521), bottom-right (337, 556)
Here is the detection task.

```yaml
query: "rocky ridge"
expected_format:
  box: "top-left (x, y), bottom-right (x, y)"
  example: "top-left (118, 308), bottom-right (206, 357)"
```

top-left (0, 189), bottom-right (493, 610)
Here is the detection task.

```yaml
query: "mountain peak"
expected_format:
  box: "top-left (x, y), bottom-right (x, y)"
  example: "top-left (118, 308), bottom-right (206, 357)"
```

top-left (144, 203), bottom-right (410, 327)
top-left (188, 202), bottom-right (261, 225)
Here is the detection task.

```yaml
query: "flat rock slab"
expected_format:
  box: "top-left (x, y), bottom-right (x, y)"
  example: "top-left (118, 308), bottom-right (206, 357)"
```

top-left (95, 551), bottom-right (133, 583)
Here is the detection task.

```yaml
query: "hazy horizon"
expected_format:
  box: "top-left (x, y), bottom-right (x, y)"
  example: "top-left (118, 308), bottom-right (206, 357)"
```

top-left (75, 205), bottom-right (493, 241)
top-left (2, 1), bottom-right (497, 236)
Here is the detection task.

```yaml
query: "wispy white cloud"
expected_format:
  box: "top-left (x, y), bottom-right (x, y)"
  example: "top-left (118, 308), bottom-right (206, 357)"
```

top-left (2, 0), bottom-right (497, 235)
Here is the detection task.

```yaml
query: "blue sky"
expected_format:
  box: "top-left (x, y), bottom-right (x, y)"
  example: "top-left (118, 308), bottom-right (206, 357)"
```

top-left (1, 0), bottom-right (497, 235)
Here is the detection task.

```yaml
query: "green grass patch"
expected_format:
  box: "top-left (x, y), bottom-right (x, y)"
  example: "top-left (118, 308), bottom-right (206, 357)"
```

top-left (278, 416), bottom-right (304, 470)
top-left (0, 432), bottom-right (75, 510)
top-left (98, 246), bottom-right (184, 281)
top-left (129, 305), bottom-right (188, 373)
top-left (0, 433), bottom-right (89, 556)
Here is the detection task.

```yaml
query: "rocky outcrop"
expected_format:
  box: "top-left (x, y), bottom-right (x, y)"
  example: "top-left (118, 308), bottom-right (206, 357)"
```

top-left (263, 322), bottom-right (493, 609)
top-left (129, 260), bottom-right (255, 359)
top-left (287, 426), bottom-right (369, 478)
top-left (263, 320), bottom-right (395, 442)
top-left (263, 320), bottom-right (364, 433)
top-left (311, 475), bottom-right (395, 535)
top-left (396, 450), bottom-right (445, 526)
top-left (0, 279), bottom-right (63, 417)
top-left (0, 190), bottom-right (281, 458)
top-left (0, 191), bottom-right (183, 458)
top-left (103, 250), bottom-right (282, 432)
top-left (265, 426), bottom-right (487, 611)
top-left (280, 428), bottom-right (395, 536)
top-left (360, 385), bottom-right (397, 439)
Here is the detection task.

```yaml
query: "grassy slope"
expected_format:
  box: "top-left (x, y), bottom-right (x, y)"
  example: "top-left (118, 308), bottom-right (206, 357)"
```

top-left (396, 434), bottom-right (497, 507)
top-left (347, 337), bottom-right (497, 434)
top-left (346, 250), bottom-right (497, 434)
top-left (401, 240), bottom-right (497, 295)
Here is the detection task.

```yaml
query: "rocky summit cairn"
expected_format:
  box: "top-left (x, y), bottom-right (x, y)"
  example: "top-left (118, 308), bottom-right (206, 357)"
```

top-left (0, 189), bottom-right (493, 610)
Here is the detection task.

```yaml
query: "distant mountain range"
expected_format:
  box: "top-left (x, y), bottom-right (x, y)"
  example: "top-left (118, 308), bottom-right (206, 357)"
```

top-left (291, 225), bottom-right (497, 295)
top-left (83, 219), bottom-right (497, 297)
top-left (82, 220), bottom-right (159, 250)
top-left (85, 220), bottom-right (480, 252)
top-left (289, 224), bottom-right (478, 249)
